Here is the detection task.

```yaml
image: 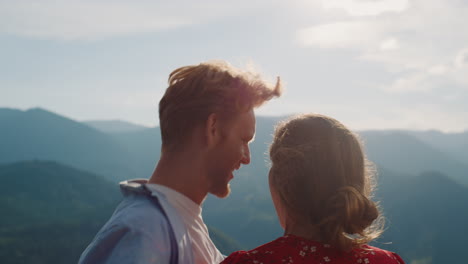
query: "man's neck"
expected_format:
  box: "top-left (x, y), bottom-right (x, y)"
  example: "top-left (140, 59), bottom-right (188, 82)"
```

top-left (148, 151), bottom-right (208, 205)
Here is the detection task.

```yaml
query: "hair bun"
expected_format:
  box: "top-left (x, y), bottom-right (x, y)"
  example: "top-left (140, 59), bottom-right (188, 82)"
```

top-left (324, 186), bottom-right (379, 235)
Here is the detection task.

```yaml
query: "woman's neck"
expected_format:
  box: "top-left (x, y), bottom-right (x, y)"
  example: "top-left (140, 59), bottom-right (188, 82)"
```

top-left (284, 219), bottom-right (322, 242)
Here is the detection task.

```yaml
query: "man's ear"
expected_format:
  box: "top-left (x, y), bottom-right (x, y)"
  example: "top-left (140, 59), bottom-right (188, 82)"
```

top-left (205, 113), bottom-right (219, 147)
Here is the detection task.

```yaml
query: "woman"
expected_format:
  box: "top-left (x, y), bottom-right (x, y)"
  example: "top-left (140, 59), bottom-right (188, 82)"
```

top-left (222, 114), bottom-right (405, 264)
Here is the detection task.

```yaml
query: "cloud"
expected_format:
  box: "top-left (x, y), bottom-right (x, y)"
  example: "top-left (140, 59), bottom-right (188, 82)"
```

top-left (428, 65), bottom-right (449, 75)
top-left (451, 48), bottom-right (468, 86)
top-left (454, 48), bottom-right (468, 68)
top-left (383, 104), bottom-right (468, 132)
top-left (0, 1), bottom-right (196, 40)
top-left (296, 21), bottom-right (382, 49)
top-left (299, 0), bottom-right (468, 60)
top-left (296, 19), bottom-right (402, 53)
top-left (321, 0), bottom-right (410, 16)
top-left (0, 0), bottom-right (274, 40)
top-left (297, 0), bottom-right (468, 96)
top-left (383, 73), bottom-right (431, 93)
top-left (379, 37), bottom-right (399, 51)
top-left (382, 46), bottom-right (468, 94)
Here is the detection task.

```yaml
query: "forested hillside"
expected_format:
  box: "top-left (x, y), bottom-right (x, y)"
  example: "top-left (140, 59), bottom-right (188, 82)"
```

top-left (0, 161), bottom-right (241, 263)
top-left (1, 107), bottom-right (467, 264)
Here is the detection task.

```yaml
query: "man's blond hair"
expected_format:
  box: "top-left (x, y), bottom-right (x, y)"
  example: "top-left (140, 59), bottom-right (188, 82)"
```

top-left (159, 60), bottom-right (282, 151)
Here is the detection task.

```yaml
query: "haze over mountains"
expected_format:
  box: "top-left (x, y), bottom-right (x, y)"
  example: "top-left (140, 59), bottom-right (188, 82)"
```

top-left (361, 130), bottom-right (468, 185)
top-left (0, 107), bottom-right (467, 264)
top-left (84, 120), bottom-right (148, 134)
top-left (0, 108), bottom-right (137, 181)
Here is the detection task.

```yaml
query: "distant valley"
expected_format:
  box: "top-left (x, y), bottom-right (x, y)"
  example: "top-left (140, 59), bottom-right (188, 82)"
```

top-left (0, 107), bottom-right (467, 264)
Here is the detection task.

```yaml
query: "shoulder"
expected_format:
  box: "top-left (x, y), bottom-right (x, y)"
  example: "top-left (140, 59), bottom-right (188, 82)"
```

top-left (360, 245), bottom-right (406, 264)
top-left (221, 251), bottom-right (250, 264)
top-left (112, 194), bottom-right (170, 232)
top-left (79, 196), bottom-right (174, 264)
top-left (90, 194), bottom-right (175, 244)
top-left (221, 237), bottom-right (290, 264)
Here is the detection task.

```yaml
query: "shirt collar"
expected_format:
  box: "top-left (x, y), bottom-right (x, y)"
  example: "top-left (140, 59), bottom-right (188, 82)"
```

top-left (145, 183), bottom-right (202, 217)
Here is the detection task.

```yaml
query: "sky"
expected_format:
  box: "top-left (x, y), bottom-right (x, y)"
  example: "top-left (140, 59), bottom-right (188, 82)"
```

top-left (1, 0), bottom-right (467, 132)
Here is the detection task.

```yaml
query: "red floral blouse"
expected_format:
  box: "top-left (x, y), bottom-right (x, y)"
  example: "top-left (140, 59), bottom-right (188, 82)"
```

top-left (221, 235), bottom-right (405, 264)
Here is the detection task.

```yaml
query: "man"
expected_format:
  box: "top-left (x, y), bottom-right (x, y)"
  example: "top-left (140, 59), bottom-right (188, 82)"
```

top-left (79, 61), bottom-right (282, 264)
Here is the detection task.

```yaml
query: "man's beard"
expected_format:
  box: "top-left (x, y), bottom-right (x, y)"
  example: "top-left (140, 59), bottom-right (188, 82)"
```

top-left (209, 180), bottom-right (231, 198)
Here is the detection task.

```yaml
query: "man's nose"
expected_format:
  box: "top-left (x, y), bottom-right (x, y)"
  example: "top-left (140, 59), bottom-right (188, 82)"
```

top-left (241, 146), bottom-right (251, 165)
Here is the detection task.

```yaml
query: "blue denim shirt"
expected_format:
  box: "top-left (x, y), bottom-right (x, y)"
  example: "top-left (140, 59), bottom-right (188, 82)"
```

top-left (78, 179), bottom-right (194, 264)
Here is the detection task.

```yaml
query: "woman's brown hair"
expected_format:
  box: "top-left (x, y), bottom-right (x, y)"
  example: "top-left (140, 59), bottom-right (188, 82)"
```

top-left (269, 114), bottom-right (383, 251)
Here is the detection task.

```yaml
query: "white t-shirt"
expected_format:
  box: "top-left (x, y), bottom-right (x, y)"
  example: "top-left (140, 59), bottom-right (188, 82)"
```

top-left (146, 184), bottom-right (225, 264)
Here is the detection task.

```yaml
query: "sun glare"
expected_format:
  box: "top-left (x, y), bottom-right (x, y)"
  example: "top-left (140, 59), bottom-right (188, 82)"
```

top-left (321, 0), bottom-right (410, 16)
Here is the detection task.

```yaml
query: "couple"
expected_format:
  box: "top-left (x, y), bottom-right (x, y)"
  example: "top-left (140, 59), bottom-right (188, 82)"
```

top-left (79, 61), bottom-right (404, 264)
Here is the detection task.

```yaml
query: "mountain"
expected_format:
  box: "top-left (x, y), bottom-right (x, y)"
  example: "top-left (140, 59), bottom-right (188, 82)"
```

top-left (84, 120), bottom-right (149, 134)
top-left (0, 160), bottom-right (120, 264)
top-left (3, 107), bottom-right (466, 185)
top-left (2, 108), bottom-right (468, 263)
top-left (0, 160), bottom-right (120, 227)
top-left (110, 127), bottom-right (162, 179)
top-left (407, 130), bottom-right (468, 166)
top-left (376, 169), bottom-right (468, 264)
top-left (359, 131), bottom-right (468, 185)
top-left (0, 108), bottom-right (138, 181)
top-left (0, 160), bottom-right (242, 263)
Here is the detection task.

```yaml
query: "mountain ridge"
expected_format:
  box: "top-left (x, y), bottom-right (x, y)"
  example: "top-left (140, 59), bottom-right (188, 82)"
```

top-left (0, 107), bottom-right (138, 181)
top-left (0, 160), bottom-right (243, 263)
top-left (84, 119), bottom-right (151, 134)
